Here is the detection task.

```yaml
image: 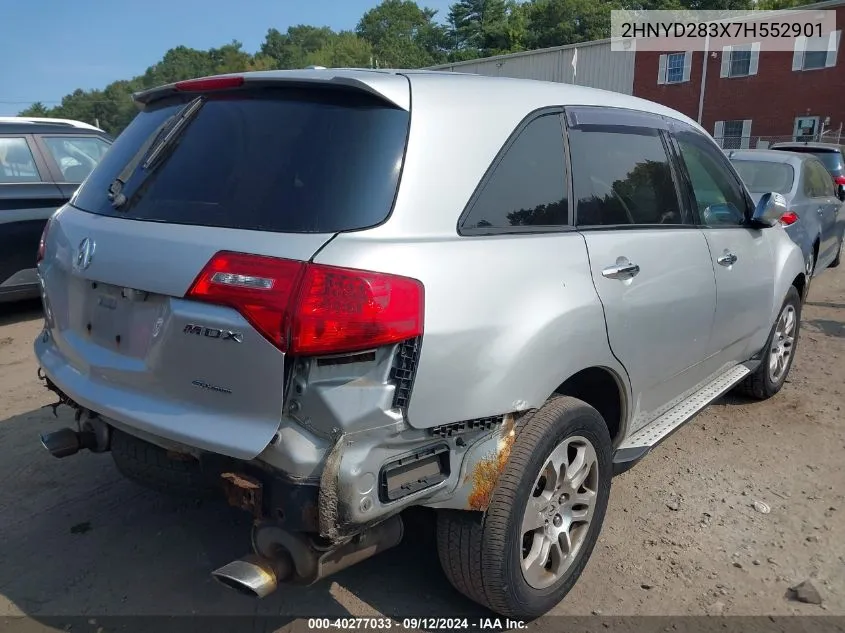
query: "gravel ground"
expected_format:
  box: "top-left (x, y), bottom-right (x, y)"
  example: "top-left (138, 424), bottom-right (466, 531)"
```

top-left (0, 266), bottom-right (842, 626)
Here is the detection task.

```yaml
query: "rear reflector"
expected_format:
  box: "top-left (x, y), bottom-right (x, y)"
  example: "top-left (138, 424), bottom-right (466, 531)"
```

top-left (36, 217), bottom-right (52, 264)
top-left (186, 251), bottom-right (424, 356)
top-left (779, 211), bottom-right (800, 226)
top-left (174, 76), bottom-right (245, 92)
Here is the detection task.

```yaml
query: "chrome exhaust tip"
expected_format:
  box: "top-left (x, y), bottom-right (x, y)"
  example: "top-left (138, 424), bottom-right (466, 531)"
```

top-left (211, 554), bottom-right (289, 599)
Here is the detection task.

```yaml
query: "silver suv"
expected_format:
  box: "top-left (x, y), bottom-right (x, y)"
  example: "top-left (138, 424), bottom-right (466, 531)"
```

top-left (34, 69), bottom-right (806, 618)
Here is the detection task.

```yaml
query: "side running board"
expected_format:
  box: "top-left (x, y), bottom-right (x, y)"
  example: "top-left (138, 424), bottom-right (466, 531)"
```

top-left (612, 363), bottom-right (752, 475)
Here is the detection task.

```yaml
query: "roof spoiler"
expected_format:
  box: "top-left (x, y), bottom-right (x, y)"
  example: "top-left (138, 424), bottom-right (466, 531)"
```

top-left (132, 70), bottom-right (411, 111)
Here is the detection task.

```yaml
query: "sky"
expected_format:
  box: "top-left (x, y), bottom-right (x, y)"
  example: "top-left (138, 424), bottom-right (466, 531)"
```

top-left (0, 0), bottom-right (456, 116)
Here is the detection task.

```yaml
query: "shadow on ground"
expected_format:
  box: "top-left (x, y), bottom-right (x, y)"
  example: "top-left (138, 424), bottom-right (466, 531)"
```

top-left (0, 406), bottom-right (489, 624)
top-left (0, 299), bottom-right (42, 328)
top-left (805, 318), bottom-right (845, 338)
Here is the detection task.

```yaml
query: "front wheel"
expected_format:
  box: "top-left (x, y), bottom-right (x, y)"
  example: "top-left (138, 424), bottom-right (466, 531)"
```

top-left (436, 396), bottom-right (612, 619)
top-left (735, 285), bottom-right (801, 400)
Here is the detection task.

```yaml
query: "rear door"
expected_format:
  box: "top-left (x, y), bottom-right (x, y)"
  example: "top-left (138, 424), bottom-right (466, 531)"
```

top-left (803, 158), bottom-right (841, 266)
top-left (0, 134), bottom-right (64, 294)
top-left (670, 123), bottom-right (775, 372)
top-left (37, 81), bottom-right (411, 459)
top-left (565, 106), bottom-right (717, 431)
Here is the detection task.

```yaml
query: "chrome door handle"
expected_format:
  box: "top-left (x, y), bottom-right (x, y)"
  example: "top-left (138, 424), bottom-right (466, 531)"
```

top-left (717, 252), bottom-right (738, 266)
top-left (602, 261), bottom-right (640, 280)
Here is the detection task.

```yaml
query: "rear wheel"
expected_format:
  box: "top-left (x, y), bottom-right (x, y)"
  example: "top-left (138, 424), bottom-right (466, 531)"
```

top-left (735, 285), bottom-right (801, 400)
top-left (111, 429), bottom-right (220, 500)
top-left (436, 396), bottom-right (612, 619)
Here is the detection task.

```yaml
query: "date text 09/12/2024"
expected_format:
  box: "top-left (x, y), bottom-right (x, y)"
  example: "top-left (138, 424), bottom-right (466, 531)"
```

top-left (307, 618), bottom-right (529, 630)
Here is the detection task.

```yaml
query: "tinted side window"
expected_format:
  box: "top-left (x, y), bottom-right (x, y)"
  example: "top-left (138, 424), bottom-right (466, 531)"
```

top-left (804, 160), bottom-right (835, 198)
top-left (461, 114), bottom-right (568, 231)
top-left (569, 125), bottom-right (684, 226)
top-left (675, 131), bottom-right (749, 227)
top-left (0, 137), bottom-right (41, 183)
top-left (42, 136), bottom-right (111, 183)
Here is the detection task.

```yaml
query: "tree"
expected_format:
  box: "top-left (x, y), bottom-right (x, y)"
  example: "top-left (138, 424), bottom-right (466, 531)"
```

top-left (19, 102), bottom-right (50, 117)
top-left (306, 31), bottom-right (374, 68)
top-left (260, 25), bottom-right (336, 68)
top-left (356, 0), bottom-right (449, 67)
top-left (447, 0), bottom-right (508, 56)
top-left (525, 0), bottom-right (624, 49)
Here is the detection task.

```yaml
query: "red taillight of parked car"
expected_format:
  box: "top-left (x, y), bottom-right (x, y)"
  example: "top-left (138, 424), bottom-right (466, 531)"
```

top-left (36, 217), bottom-right (52, 264)
top-left (779, 211), bottom-right (800, 226)
top-left (186, 251), bottom-right (425, 356)
top-left (834, 175), bottom-right (845, 186)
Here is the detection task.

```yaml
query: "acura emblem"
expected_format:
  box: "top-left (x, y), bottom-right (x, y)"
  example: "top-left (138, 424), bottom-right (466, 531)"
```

top-left (75, 238), bottom-right (95, 271)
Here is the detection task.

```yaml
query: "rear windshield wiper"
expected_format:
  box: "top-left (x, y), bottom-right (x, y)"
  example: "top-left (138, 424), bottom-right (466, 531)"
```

top-left (108, 96), bottom-right (205, 209)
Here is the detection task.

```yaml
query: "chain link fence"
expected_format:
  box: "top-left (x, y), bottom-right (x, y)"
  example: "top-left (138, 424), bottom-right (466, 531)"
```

top-left (714, 130), bottom-right (845, 150)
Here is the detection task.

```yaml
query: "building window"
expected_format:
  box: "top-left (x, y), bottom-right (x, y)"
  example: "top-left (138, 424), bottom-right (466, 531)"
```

top-left (730, 47), bottom-right (751, 76)
top-left (657, 52), bottom-right (691, 85)
top-left (666, 52), bottom-right (685, 83)
top-left (720, 43), bottom-right (760, 79)
top-left (793, 30), bottom-right (842, 72)
top-left (714, 119), bottom-right (752, 150)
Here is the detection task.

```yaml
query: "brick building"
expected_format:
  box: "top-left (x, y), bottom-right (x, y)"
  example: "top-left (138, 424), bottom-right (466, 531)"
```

top-left (632, 0), bottom-right (844, 148)
top-left (430, 0), bottom-right (843, 148)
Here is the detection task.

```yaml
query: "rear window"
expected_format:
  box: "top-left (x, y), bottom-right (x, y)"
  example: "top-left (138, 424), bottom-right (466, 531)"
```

top-left (773, 147), bottom-right (845, 175)
top-left (72, 87), bottom-right (410, 233)
top-left (730, 159), bottom-right (795, 194)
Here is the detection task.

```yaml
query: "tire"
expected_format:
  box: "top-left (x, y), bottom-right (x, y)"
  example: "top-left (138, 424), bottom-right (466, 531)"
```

top-left (735, 285), bottom-right (801, 400)
top-left (436, 396), bottom-right (612, 619)
top-left (831, 237), bottom-right (843, 268)
top-left (111, 429), bottom-right (220, 500)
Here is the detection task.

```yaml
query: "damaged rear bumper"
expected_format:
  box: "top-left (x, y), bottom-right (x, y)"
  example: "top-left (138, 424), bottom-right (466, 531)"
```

top-left (36, 336), bottom-right (524, 541)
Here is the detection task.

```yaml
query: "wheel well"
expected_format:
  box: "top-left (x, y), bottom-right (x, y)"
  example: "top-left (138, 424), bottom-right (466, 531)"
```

top-left (792, 272), bottom-right (806, 300)
top-left (554, 367), bottom-right (624, 443)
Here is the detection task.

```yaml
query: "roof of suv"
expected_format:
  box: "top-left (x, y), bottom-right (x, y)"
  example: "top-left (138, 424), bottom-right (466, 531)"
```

top-left (726, 149), bottom-right (813, 164)
top-left (136, 68), bottom-right (706, 134)
top-left (770, 141), bottom-right (845, 152)
top-left (0, 121), bottom-right (109, 136)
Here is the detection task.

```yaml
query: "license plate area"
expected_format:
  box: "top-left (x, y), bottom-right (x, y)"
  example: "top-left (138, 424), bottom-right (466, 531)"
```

top-left (80, 282), bottom-right (163, 358)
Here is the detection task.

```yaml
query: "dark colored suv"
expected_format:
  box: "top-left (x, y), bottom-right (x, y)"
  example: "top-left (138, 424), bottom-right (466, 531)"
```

top-left (769, 141), bottom-right (845, 202)
top-left (0, 120), bottom-right (112, 302)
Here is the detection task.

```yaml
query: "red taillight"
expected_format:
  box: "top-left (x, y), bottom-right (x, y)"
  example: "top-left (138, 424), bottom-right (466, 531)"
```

top-left (36, 217), bottom-right (52, 264)
top-left (291, 264), bottom-right (425, 355)
top-left (174, 76), bottom-right (244, 92)
top-left (186, 252), bottom-right (305, 350)
top-left (779, 211), bottom-right (800, 226)
top-left (186, 252), bottom-right (425, 356)
top-left (834, 175), bottom-right (845, 185)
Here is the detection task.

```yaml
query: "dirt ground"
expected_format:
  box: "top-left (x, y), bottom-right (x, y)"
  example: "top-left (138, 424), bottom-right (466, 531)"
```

top-left (0, 267), bottom-right (843, 626)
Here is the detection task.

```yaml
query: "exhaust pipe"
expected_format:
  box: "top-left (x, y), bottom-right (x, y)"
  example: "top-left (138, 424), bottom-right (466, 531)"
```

top-left (40, 417), bottom-right (111, 459)
top-left (213, 514), bottom-right (404, 598)
top-left (40, 427), bottom-right (96, 458)
top-left (212, 553), bottom-right (293, 598)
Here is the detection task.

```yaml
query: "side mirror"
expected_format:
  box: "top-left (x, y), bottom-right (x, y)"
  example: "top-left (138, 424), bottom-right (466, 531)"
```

top-left (750, 192), bottom-right (788, 227)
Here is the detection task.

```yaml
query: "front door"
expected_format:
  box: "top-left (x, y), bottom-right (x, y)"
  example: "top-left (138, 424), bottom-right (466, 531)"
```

top-left (671, 125), bottom-right (776, 373)
top-left (565, 107), bottom-right (717, 431)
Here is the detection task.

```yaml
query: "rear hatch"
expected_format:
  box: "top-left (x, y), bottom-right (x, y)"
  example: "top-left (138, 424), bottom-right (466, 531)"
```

top-left (772, 145), bottom-right (845, 178)
top-left (36, 76), bottom-right (410, 459)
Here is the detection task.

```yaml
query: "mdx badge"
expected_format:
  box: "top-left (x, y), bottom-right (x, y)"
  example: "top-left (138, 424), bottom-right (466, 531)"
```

top-left (183, 324), bottom-right (244, 343)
